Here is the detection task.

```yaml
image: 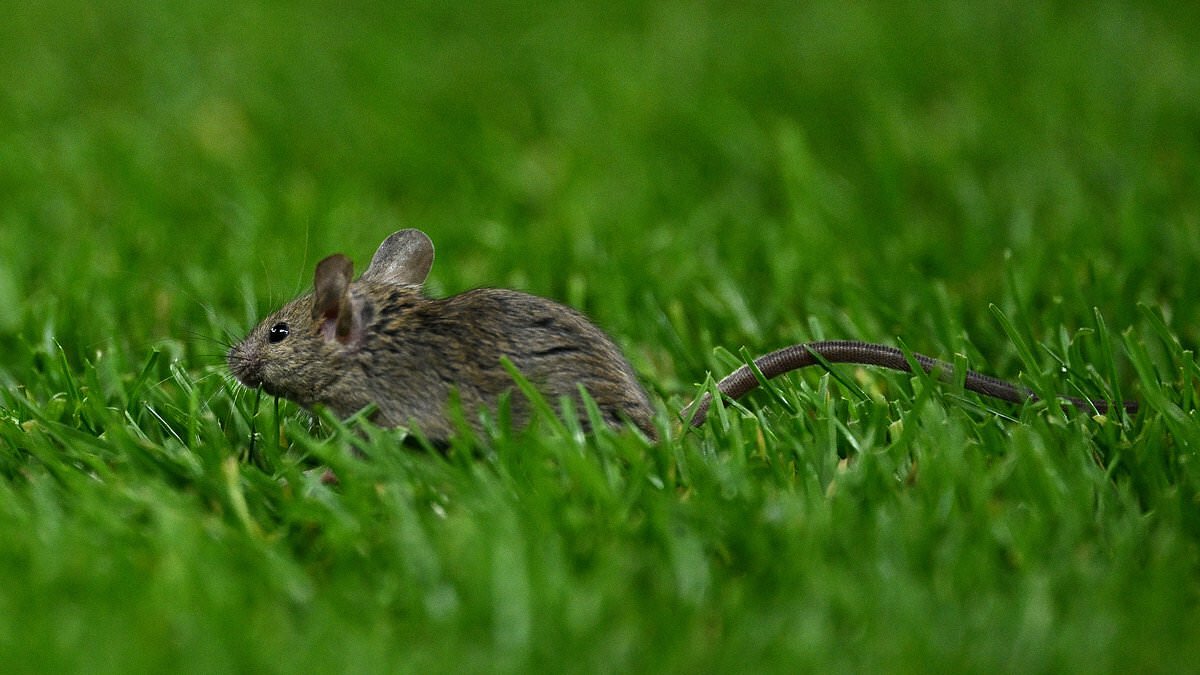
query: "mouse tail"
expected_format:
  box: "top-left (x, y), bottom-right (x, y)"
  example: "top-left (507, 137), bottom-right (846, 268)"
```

top-left (684, 340), bottom-right (1138, 428)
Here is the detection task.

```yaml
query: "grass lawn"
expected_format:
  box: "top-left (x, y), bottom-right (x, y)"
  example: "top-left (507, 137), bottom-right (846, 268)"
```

top-left (2, 0), bottom-right (1199, 671)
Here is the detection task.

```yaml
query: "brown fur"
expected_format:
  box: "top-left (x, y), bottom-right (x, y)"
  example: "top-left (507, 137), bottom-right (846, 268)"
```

top-left (227, 230), bottom-right (656, 442)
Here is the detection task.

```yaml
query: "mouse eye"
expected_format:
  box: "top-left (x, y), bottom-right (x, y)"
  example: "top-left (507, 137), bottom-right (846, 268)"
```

top-left (268, 322), bottom-right (290, 343)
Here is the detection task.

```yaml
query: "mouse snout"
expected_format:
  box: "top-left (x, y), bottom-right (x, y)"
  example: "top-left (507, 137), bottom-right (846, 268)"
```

top-left (226, 343), bottom-right (264, 388)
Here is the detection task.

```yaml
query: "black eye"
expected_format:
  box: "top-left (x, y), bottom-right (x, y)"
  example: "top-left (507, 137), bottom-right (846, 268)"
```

top-left (268, 322), bottom-right (290, 343)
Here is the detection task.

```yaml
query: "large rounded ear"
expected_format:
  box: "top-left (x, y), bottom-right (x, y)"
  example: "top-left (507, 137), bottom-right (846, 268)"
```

top-left (362, 229), bottom-right (434, 285)
top-left (313, 254), bottom-right (356, 340)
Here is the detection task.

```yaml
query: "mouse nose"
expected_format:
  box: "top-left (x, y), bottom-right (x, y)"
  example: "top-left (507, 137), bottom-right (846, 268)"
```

top-left (227, 343), bottom-right (264, 388)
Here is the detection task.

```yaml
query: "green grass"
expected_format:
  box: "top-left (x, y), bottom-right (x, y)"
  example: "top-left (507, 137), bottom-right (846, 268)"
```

top-left (2, 0), bottom-right (1200, 671)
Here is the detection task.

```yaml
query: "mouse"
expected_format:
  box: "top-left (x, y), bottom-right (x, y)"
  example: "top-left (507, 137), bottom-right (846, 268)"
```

top-left (227, 229), bottom-right (657, 442)
top-left (227, 229), bottom-right (1138, 445)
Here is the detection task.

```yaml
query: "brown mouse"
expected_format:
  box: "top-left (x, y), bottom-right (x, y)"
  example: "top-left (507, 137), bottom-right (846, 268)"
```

top-left (228, 230), bottom-right (1137, 444)
top-left (227, 229), bottom-right (657, 442)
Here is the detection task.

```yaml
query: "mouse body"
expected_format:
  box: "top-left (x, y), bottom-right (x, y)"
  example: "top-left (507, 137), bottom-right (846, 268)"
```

top-left (227, 230), bottom-right (656, 442)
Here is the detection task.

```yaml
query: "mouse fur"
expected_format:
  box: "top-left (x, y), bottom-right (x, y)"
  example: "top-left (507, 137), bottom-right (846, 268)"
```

top-left (228, 229), bottom-right (657, 442)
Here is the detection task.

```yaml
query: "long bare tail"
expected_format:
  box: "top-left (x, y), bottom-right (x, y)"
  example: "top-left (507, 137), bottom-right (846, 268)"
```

top-left (685, 340), bottom-right (1138, 427)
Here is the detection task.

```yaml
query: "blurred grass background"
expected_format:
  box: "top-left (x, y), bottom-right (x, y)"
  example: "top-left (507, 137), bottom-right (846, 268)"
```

top-left (1, 0), bottom-right (1199, 671)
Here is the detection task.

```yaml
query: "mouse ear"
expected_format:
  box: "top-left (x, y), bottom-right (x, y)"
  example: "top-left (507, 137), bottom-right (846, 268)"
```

top-left (362, 229), bottom-right (434, 286)
top-left (313, 254), bottom-right (356, 340)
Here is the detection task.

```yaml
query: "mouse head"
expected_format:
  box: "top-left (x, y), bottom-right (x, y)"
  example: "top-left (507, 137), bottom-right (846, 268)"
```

top-left (227, 229), bottom-right (435, 404)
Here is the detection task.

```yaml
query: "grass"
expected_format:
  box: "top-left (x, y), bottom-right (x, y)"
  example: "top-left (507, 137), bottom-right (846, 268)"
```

top-left (2, 0), bottom-right (1200, 671)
